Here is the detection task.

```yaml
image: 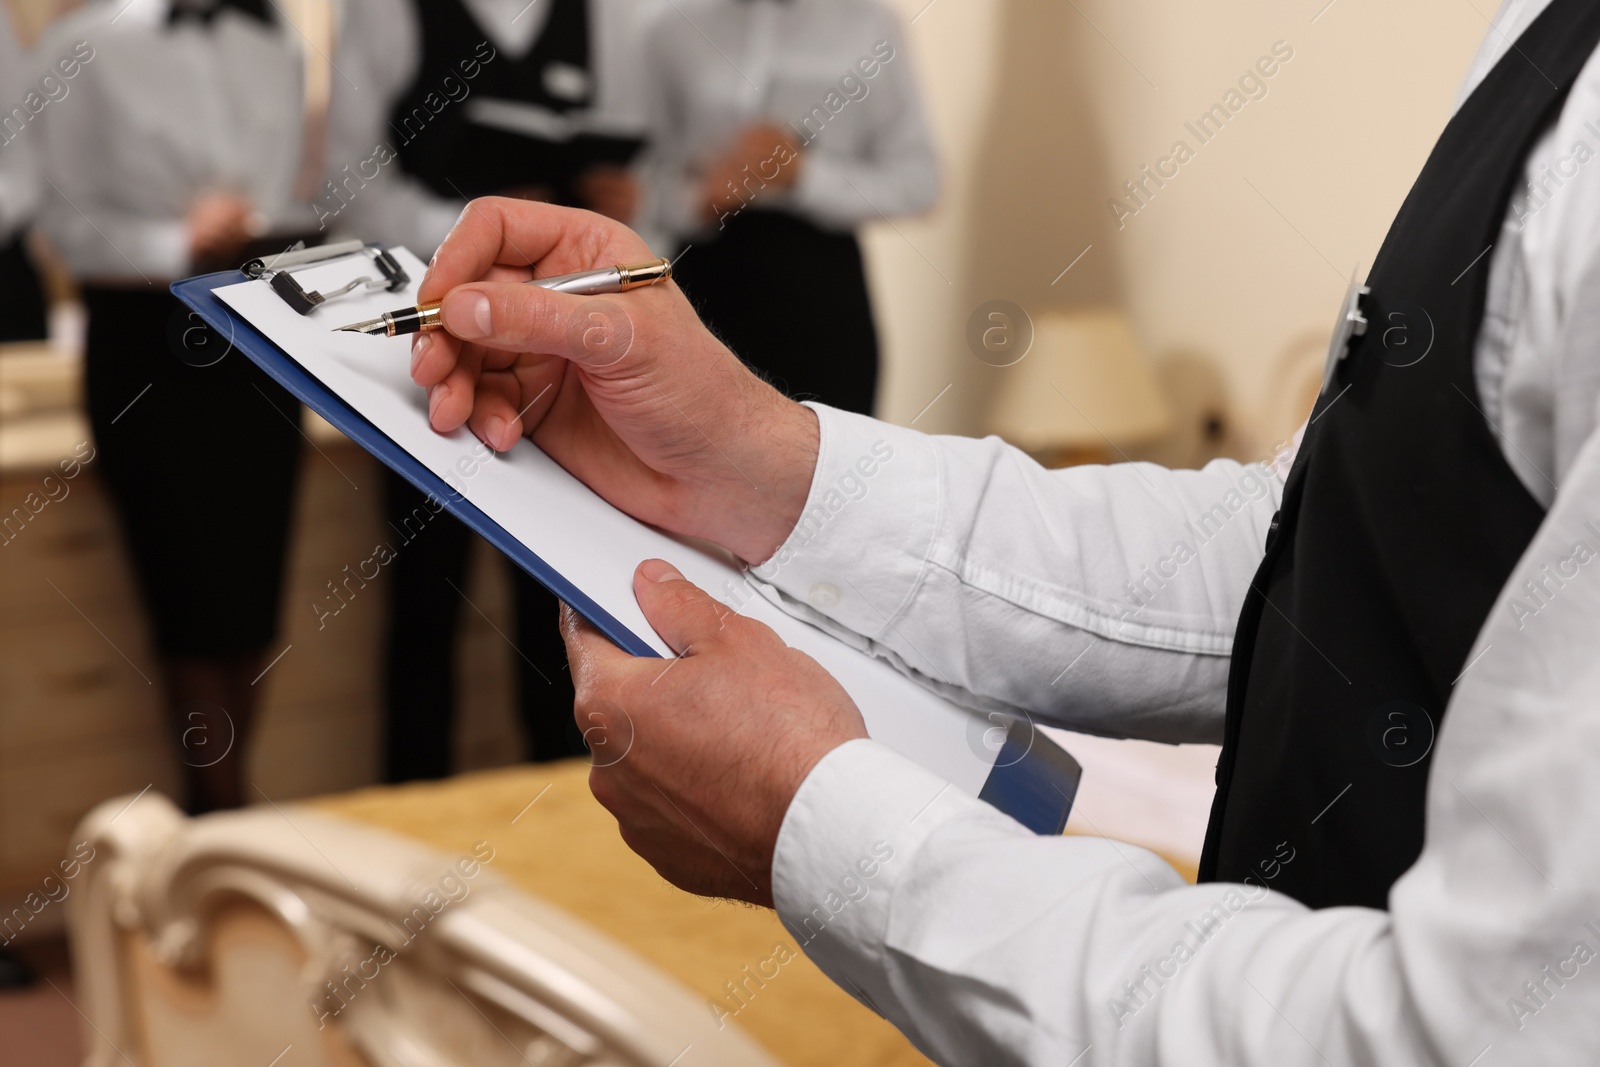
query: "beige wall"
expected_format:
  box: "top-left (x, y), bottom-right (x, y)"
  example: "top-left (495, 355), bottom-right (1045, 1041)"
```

top-left (867, 0), bottom-right (1496, 459)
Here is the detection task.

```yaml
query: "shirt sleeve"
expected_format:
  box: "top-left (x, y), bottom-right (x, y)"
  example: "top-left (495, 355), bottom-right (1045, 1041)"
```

top-left (775, 416), bottom-right (1600, 1064)
top-left (782, 6), bottom-right (939, 229)
top-left (748, 403), bottom-right (1289, 745)
top-left (1548, 210), bottom-right (1600, 492)
top-left (322, 164), bottom-right (463, 257)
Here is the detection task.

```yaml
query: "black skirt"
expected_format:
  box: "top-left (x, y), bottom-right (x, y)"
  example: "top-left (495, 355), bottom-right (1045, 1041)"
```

top-left (671, 208), bottom-right (879, 415)
top-left (82, 287), bottom-right (303, 659)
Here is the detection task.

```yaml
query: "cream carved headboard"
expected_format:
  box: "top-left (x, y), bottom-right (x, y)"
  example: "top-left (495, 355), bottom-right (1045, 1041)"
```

top-left (67, 792), bottom-right (778, 1067)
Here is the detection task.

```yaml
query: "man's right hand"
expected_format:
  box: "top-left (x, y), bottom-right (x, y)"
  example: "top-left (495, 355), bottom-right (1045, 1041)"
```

top-left (411, 197), bottom-right (819, 565)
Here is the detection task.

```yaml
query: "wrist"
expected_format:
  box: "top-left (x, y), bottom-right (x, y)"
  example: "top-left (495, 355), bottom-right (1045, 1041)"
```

top-left (724, 390), bottom-right (819, 564)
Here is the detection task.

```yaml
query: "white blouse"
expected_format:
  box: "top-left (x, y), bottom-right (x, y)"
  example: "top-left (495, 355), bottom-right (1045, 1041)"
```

top-left (31, 0), bottom-right (307, 281)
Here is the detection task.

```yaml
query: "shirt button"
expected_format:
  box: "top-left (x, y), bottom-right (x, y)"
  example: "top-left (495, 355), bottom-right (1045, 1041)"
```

top-left (808, 582), bottom-right (842, 609)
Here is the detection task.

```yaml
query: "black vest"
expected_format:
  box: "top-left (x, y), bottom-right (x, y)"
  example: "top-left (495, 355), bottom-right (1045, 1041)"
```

top-left (1198, 0), bottom-right (1600, 909)
top-left (390, 0), bottom-right (592, 201)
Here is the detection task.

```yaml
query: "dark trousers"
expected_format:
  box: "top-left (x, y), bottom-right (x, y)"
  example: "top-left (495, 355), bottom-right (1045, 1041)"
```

top-left (382, 471), bottom-right (580, 781)
top-left (0, 236), bottom-right (49, 342)
top-left (82, 288), bottom-right (301, 657)
top-left (673, 208), bottom-right (879, 415)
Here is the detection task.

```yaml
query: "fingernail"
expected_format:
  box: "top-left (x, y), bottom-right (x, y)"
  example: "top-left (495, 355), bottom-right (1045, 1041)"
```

top-left (410, 333), bottom-right (432, 376)
top-left (442, 291), bottom-right (492, 339)
top-left (428, 385), bottom-right (446, 423)
top-left (483, 415), bottom-right (507, 449)
top-left (640, 558), bottom-right (684, 583)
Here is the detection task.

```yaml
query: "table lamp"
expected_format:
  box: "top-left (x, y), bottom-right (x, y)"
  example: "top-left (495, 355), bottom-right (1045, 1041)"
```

top-left (987, 309), bottom-right (1173, 467)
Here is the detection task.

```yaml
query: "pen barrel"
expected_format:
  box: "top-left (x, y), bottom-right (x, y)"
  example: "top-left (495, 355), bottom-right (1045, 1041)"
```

top-left (353, 258), bottom-right (671, 337)
top-left (528, 258), bottom-right (672, 296)
top-left (386, 303), bottom-right (443, 337)
top-left (535, 267), bottom-right (623, 294)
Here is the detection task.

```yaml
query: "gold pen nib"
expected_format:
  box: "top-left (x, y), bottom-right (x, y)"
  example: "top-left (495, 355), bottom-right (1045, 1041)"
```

top-left (334, 316), bottom-right (389, 335)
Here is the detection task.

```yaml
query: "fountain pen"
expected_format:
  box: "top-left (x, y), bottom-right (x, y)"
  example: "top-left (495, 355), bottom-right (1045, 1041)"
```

top-left (333, 257), bottom-right (672, 337)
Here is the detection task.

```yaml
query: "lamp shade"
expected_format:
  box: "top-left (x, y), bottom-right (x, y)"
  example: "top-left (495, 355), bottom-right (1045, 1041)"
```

top-left (988, 309), bottom-right (1172, 454)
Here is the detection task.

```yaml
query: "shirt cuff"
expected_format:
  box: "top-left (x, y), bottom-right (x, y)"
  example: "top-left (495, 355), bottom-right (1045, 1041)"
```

top-left (661, 173), bottom-right (708, 237)
top-left (0, 171), bottom-right (34, 243)
top-left (772, 738), bottom-right (1003, 1013)
top-left (143, 221), bottom-right (193, 280)
top-left (749, 402), bottom-right (939, 646)
top-left (785, 154), bottom-right (863, 231)
top-left (415, 198), bottom-right (465, 257)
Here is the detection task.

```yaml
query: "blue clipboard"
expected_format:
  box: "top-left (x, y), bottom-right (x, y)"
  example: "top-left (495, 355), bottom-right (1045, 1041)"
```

top-left (172, 269), bottom-right (1082, 835)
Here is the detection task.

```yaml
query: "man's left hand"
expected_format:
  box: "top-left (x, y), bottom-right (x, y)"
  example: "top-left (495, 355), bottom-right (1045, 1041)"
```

top-left (562, 558), bottom-right (869, 907)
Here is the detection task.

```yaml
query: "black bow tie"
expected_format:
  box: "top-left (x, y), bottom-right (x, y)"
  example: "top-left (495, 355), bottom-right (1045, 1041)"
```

top-left (167, 0), bottom-right (271, 29)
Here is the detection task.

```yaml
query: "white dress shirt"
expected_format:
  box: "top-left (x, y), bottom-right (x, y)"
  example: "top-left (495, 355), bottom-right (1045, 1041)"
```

top-left (327, 0), bottom-right (665, 255)
top-left (754, 1), bottom-right (1600, 1062)
top-left (31, 0), bottom-right (308, 281)
top-left (0, 8), bottom-right (41, 243)
top-left (642, 0), bottom-right (939, 240)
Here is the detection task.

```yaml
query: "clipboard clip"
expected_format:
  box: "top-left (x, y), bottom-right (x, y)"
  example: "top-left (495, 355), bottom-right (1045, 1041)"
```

top-left (243, 239), bottom-right (410, 316)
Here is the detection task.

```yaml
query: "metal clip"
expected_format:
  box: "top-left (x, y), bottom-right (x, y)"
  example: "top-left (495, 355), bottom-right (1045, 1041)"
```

top-left (244, 241), bottom-right (410, 317)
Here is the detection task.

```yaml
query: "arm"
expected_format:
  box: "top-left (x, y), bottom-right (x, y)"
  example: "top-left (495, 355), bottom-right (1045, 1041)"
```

top-left (748, 405), bottom-right (1286, 743)
top-left (769, 411), bottom-right (1600, 1065)
top-left (784, 5), bottom-right (940, 227)
top-left (551, 421), bottom-right (1600, 1064)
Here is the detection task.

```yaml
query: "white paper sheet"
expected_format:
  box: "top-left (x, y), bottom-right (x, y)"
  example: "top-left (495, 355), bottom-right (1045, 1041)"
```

top-left (217, 250), bottom-right (992, 797)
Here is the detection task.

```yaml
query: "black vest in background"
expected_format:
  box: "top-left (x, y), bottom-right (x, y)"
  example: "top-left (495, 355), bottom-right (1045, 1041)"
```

top-left (1198, 0), bottom-right (1600, 909)
top-left (391, 0), bottom-right (591, 201)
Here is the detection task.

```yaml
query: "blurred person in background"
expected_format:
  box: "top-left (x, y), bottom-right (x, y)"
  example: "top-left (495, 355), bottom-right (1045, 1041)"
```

top-left (31, 0), bottom-right (317, 814)
top-left (328, 0), bottom-right (662, 781)
top-left (0, 0), bottom-right (48, 343)
top-left (645, 0), bottom-right (938, 416)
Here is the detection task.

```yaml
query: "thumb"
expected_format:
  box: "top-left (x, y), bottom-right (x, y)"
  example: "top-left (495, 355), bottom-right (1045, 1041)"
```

top-left (439, 280), bottom-right (579, 353)
top-left (633, 559), bottom-right (734, 656)
top-left (439, 281), bottom-right (638, 371)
